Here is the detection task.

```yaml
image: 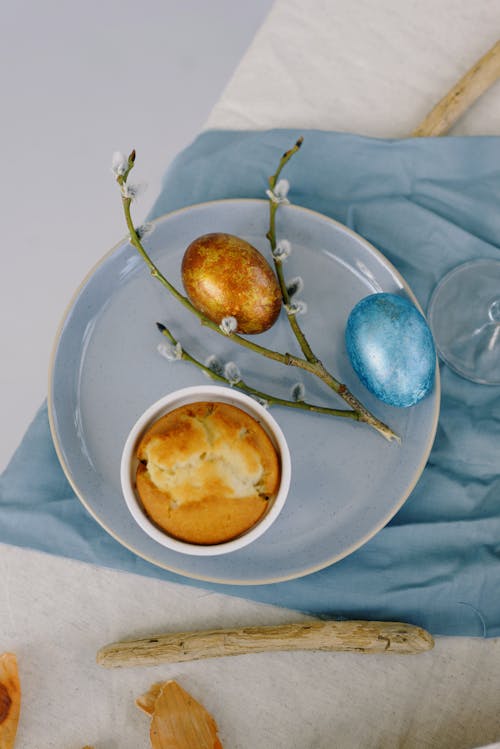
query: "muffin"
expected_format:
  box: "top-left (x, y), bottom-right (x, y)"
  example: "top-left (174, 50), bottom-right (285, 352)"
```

top-left (135, 401), bottom-right (281, 545)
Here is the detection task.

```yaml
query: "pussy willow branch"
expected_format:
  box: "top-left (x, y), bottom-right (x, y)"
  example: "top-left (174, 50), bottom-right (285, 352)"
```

top-left (266, 137), bottom-right (317, 364)
top-left (266, 140), bottom-right (400, 442)
top-left (156, 322), bottom-right (359, 421)
top-left (117, 150), bottom-right (398, 442)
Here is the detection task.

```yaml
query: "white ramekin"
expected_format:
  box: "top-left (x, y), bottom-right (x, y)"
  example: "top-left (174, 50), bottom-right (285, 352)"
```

top-left (120, 385), bottom-right (291, 556)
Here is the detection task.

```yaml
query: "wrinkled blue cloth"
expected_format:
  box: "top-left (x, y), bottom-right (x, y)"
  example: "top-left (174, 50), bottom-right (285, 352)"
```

top-left (2, 130), bottom-right (500, 636)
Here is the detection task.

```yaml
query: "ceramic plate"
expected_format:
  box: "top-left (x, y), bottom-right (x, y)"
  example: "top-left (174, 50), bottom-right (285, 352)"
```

top-left (49, 199), bottom-right (439, 584)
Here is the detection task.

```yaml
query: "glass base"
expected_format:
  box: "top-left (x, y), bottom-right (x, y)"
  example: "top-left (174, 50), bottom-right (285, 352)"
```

top-left (427, 259), bottom-right (500, 385)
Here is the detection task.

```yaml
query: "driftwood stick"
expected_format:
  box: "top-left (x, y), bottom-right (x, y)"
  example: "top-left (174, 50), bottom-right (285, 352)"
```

top-left (412, 39), bottom-right (500, 136)
top-left (96, 620), bottom-right (434, 668)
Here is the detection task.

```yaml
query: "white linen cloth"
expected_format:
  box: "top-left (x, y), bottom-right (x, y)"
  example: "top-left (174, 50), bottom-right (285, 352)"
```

top-left (2, 1), bottom-right (500, 747)
top-left (207, 0), bottom-right (500, 137)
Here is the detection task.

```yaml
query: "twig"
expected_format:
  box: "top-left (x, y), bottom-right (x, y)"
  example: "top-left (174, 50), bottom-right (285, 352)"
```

top-left (265, 141), bottom-right (400, 442)
top-left (412, 39), bottom-right (500, 136)
top-left (156, 322), bottom-right (359, 421)
top-left (96, 619), bottom-right (434, 668)
top-left (266, 138), bottom-right (317, 363)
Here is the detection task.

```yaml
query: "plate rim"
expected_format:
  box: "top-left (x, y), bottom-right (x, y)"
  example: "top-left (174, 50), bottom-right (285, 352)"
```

top-left (48, 197), bottom-right (441, 585)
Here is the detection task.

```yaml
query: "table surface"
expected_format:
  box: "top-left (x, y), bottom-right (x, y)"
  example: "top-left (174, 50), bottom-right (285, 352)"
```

top-left (2, 1), bottom-right (500, 747)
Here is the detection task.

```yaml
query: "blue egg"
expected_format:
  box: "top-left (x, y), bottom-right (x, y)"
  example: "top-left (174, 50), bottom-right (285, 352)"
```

top-left (345, 293), bottom-right (436, 407)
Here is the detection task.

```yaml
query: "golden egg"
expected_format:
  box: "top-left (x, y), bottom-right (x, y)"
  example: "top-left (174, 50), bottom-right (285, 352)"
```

top-left (181, 233), bottom-right (282, 334)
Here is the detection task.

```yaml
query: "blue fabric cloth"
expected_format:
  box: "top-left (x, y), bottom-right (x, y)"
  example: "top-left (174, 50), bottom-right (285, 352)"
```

top-left (2, 129), bottom-right (500, 636)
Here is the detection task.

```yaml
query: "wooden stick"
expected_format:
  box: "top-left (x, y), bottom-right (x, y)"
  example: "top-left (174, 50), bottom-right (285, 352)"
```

top-left (412, 39), bottom-right (500, 136)
top-left (96, 620), bottom-right (434, 668)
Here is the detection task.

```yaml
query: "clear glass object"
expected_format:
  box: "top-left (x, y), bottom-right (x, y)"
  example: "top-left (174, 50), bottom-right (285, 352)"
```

top-left (427, 259), bottom-right (500, 385)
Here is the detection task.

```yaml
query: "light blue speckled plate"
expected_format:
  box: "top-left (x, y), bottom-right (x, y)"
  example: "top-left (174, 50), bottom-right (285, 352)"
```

top-left (49, 199), bottom-right (440, 584)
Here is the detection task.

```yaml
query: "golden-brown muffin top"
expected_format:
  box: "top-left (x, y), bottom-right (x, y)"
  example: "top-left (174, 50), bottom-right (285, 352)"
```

top-left (136, 401), bottom-right (280, 508)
